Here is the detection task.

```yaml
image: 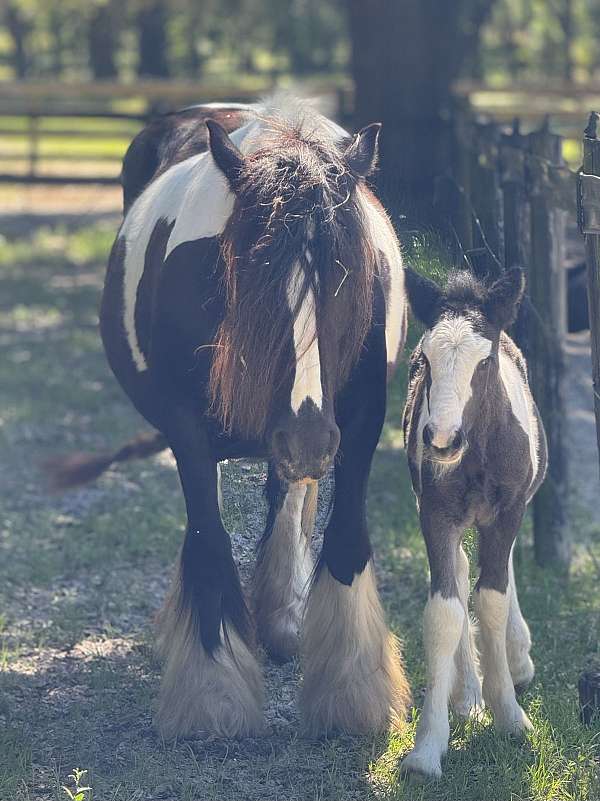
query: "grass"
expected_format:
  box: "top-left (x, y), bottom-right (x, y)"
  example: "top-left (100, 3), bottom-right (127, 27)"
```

top-left (0, 215), bottom-right (599, 800)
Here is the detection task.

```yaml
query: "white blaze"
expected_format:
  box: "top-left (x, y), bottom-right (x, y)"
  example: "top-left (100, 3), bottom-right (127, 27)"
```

top-left (421, 316), bottom-right (491, 447)
top-left (287, 262), bottom-right (323, 413)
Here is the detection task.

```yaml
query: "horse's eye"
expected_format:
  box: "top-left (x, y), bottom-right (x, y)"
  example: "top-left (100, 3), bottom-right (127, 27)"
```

top-left (481, 356), bottom-right (492, 368)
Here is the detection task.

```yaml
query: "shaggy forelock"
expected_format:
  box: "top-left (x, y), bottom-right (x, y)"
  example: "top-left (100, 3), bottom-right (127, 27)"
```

top-left (209, 117), bottom-right (375, 439)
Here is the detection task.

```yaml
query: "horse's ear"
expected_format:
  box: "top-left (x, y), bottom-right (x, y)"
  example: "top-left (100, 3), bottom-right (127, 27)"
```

top-left (484, 267), bottom-right (526, 329)
top-left (206, 119), bottom-right (245, 189)
top-left (404, 267), bottom-right (443, 328)
top-left (343, 123), bottom-right (382, 177)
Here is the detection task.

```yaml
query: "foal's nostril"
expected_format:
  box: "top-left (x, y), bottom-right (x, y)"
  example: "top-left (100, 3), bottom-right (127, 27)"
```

top-left (423, 424), bottom-right (434, 447)
top-left (451, 429), bottom-right (464, 451)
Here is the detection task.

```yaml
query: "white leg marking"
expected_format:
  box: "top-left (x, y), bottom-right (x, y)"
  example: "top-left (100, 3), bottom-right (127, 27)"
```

top-left (450, 546), bottom-right (483, 718)
top-left (301, 561), bottom-right (410, 735)
top-left (401, 595), bottom-right (464, 779)
top-left (474, 587), bottom-right (532, 734)
top-left (253, 482), bottom-right (314, 660)
top-left (506, 547), bottom-right (534, 689)
top-left (155, 568), bottom-right (264, 738)
top-left (287, 262), bottom-right (322, 412)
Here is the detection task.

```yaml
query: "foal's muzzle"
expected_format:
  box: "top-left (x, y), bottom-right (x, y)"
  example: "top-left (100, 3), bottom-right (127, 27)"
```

top-left (423, 424), bottom-right (466, 464)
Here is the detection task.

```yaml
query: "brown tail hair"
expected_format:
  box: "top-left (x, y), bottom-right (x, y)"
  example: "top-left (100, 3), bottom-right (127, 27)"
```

top-left (44, 431), bottom-right (168, 491)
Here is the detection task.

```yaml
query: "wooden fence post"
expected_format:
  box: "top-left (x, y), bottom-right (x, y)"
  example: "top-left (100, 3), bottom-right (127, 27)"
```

top-left (527, 119), bottom-right (571, 567)
top-left (500, 119), bottom-right (532, 354)
top-left (579, 112), bottom-right (600, 475)
top-left (469, 118), bottom-right (504, 274)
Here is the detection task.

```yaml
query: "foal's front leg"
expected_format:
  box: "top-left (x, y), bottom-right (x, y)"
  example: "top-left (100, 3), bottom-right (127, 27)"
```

top-left (155, 407), bottom-right (264, 738)
top-left (506, 545), bottom-right (535, 692)
top-left (253, 465), bottom-right (316, 661)
top-left (401, 511), bottom-right (465, 779)
top-left (300, 384), bottom-right (410, 734)
top-left (475, 503), bottom-right (532, 734)
top-left (450, 543), bottom-right (483, 718)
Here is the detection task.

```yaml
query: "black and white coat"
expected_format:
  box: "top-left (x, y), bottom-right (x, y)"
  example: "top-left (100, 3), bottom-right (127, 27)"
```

top-left (95, 96), bottom-right (411, 739)
top-left (401, 268), bottom-right (547, 779)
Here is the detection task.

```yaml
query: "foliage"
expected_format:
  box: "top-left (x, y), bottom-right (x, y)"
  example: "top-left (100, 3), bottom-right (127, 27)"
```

top-left (1, 0), bottom-right (598, 86)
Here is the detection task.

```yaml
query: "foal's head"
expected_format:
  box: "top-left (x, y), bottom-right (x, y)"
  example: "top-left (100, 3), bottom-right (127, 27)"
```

top-left (206, 114), bottom-right (381, 482)
top-left (405, 268), bottom-right (525, 467)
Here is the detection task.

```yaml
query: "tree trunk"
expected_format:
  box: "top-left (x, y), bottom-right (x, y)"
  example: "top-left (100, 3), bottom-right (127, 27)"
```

top-left (4, 4), bottom-right (30, 78)
top-left (346, 0), bottom-right (496, 223)
top-left (137, 0), bottom-right (170, 78)
top-left (89, 2), bottom-right (119, 80)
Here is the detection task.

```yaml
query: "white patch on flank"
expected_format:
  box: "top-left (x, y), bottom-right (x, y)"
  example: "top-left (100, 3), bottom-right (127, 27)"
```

top-left (474, 587), bottom-right (532, 735)
top-left (120, 117), bottom-right (260, 371)
top-left (421, 316), bottom-right (492, 448)
top-left (357, 191), bottom-right (406, 366)
top-left (401, 594), bottom-right (464, 779)
top-left (287, 261), bottom-right (323, 413)
top-left (120, 95), bottom-right (351, 373)
top-left (499, 347), bottom-right (539, 493)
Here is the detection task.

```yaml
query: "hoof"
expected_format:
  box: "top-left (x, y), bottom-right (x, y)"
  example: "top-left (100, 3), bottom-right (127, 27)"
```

top-left (257, 619), bottom-right (300, 663)
top-left (493, 702), bottom-right (533, 736)
top-left (511, 657), bottom-right (535, 695)
top-left (401, 748), bottom-right (442, 780)
top-left (451, 676), bottom-right (484, 720)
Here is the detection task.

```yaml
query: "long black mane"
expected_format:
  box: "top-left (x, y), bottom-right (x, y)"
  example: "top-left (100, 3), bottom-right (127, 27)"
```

top-left (210, 114), bottom-right (376, 439)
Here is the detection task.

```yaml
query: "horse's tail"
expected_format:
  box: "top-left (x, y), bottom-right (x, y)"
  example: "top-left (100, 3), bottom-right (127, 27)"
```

top-left (44, 431), bottom-right (168, 490)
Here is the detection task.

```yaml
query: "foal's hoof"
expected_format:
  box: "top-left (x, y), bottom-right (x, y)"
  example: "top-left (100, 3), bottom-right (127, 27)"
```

top-left (494, 702), bottom-right (533, 736)
top-left (400, 748), bottom-right (442, 780)
top-left (451, 676), bottom-right (484, 720)
top-left (511, 656), bottom-right (535, 695)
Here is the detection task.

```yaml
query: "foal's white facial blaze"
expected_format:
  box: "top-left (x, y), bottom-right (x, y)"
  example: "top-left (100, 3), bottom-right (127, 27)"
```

top-left (287, 261), bottom-right (323, 413)
top-left (422, 316), bottom-right (492, 448)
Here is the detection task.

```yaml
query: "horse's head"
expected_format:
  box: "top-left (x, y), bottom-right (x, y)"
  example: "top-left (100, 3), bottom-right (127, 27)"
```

top-left (206, 116), bottom-right (381, 481)
top-left (405, 267), bottom-right (525, 468)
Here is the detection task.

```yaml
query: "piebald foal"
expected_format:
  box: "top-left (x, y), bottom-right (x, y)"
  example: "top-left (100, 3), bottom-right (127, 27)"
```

top-left (50, 97), bottom-right (410, 739)
top-left (401, 268), bottom-right (547, 778)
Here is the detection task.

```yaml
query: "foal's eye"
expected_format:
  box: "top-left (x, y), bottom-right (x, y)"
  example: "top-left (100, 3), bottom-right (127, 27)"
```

top-left (481, 356), bottom-right (492, 368)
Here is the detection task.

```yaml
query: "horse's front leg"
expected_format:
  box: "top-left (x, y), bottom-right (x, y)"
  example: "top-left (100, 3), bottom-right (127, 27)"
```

top-left (300, 378), bottom-right (410, 735)
top-left (253, 465), bottom-right (316, 661)
top-left (155, 406), bottom-right (264, 739)
top-left (475, 501), bottom-right (532, 734)
top-left (401, 511), bottom-right (465, 779)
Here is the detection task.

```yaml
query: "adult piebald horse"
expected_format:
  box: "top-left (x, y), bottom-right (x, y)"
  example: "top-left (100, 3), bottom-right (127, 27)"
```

top-left (50, 97), bottom-right (410, 739)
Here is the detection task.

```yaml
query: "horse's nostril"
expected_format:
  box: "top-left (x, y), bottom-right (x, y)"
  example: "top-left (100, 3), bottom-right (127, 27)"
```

top-left (423, 424), bottom-right (434, 447)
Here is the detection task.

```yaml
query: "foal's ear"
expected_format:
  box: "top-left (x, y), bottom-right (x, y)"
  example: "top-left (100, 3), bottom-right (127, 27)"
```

top-left (404, 267), bottom-right (443, 328)
top-left (484, 268), bottom-right (526, 329)
top-left (206, 119), bottom-right (245, 189)
top-left (344, 123), bottom-right (382, 177)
